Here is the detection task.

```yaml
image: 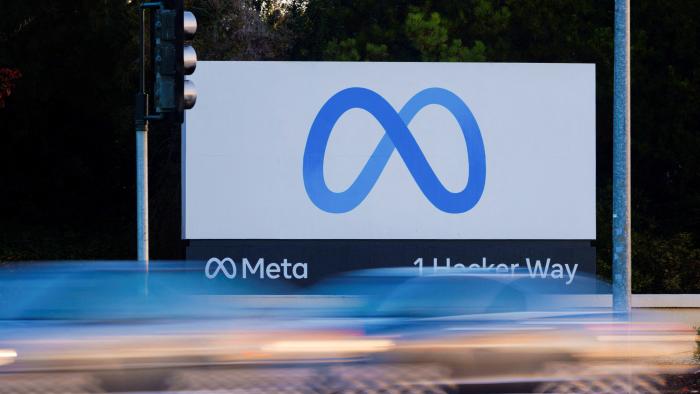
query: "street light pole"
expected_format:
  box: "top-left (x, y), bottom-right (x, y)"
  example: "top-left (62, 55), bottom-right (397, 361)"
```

top-left (613, 0), bottom-right (631, 313)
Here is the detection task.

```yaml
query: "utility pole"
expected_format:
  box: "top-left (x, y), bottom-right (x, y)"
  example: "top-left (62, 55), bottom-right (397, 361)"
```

top-left (133, 0), bottom-right (198, 263)
top-left (613, 0), bottom-right (632, 313)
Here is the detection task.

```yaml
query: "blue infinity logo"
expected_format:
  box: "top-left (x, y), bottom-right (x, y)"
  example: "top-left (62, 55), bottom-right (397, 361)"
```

top-left (303, 87), bottom-right (486, 214)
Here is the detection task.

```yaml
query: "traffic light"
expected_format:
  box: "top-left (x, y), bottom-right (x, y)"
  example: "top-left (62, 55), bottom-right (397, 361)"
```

top-left (153, 0), bottom-right (197, 124)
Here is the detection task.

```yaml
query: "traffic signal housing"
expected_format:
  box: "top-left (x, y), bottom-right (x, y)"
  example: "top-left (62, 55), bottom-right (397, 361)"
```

top-left (153, 0), bottom-right (197, 124)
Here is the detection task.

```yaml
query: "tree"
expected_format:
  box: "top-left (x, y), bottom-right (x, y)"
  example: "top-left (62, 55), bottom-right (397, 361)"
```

top-left (0, 1), bottom-right (139, 259)
top-left (192, 0), bottom-right (295, 60)
top-left (404, 9), bottom-right (485, 61)
top-left (0, 68), bottom-right (21, 108)
top-left (0, 0), bottom-right (697, 293)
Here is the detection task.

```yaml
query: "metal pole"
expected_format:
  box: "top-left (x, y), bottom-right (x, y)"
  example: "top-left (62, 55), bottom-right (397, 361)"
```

top-left (136, 5), bottom-right (149, 263)
top-left (613, 0), bottom-right (631, 313)
top-left (136, 124), bottom-right (149, 262)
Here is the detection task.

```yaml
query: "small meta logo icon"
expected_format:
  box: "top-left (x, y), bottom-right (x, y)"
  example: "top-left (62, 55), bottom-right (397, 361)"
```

top-left (205, 257), bottom-right (236, 279)
top-left (303, 87), bottom-right (486, 214)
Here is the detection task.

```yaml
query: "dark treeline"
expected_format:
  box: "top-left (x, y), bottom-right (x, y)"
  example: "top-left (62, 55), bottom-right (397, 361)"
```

top-left (0, 1), bottom-right (698, 292)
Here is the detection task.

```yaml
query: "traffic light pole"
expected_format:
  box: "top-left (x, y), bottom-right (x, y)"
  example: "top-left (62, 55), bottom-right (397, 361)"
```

top-left (135, 4), bottom-right (150, 263)
top-left (136, 121), bottom-right (149, 263)
top-left (133, 0), bottom-right (197, 263)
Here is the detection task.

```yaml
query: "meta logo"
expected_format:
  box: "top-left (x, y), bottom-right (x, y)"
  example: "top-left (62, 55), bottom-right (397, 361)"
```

top-left (205, 257), bottom-right (308, 280)
top-left (303, 87), bottom-right (486, 214)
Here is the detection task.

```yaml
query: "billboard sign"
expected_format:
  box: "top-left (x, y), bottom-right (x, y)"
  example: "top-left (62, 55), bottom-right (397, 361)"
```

top-left (184, 62), bottom-right (595, 240)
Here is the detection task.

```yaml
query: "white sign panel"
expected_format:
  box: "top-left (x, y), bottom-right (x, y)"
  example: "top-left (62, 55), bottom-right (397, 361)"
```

top-left (184, 62), bottom-right (595, 240)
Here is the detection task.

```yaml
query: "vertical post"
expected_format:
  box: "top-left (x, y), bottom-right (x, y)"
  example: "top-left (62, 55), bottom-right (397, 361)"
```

top-left (136, 124), bottom-right (149, 262)
top-left (136, 4), bottom-right (150, 264)
top-left (613, 0), bottom-right (631, 313)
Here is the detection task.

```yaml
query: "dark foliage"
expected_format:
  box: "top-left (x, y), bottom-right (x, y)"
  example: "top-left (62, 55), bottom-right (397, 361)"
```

top-left (0, 0), bottom-right (697, 292)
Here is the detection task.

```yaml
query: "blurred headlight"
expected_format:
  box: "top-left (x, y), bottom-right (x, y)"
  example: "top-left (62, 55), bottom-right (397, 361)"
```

top-left (262, 339), bottom-right (394, 354)
top-left (0, 349), bottom-right (17, 366)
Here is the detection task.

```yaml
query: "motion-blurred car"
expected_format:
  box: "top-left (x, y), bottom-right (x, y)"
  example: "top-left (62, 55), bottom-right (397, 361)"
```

top-left (0, 261), bottom-right (309, 392)
top-left (296, 268), bottom-right (698, 392)
top-left (0, 262), bottom-right (696, 393)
